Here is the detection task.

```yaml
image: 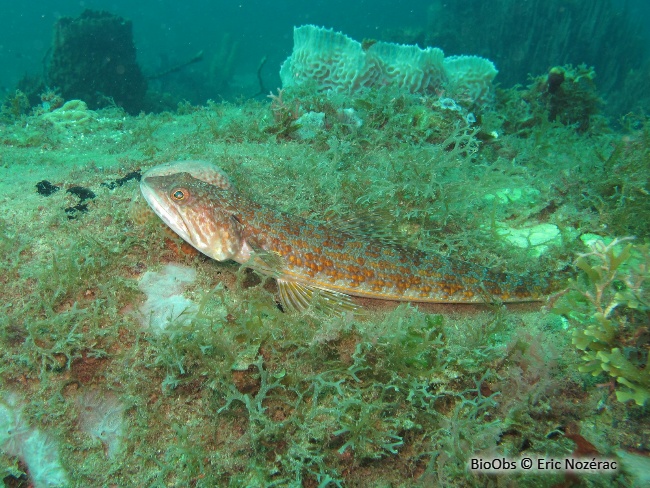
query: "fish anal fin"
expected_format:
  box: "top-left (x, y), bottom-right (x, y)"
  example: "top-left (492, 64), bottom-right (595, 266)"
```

top-left (277, 279), bottom-right (361, 316)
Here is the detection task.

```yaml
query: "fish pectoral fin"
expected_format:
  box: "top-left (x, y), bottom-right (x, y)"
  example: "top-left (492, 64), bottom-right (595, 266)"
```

top-left (277, 279), bottom-right (361, 316)
top-left (245, 247), bottom-right (285, 278)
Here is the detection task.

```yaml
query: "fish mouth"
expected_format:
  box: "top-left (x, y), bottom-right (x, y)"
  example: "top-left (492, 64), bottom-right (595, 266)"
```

top-left (139, 177), bottom-right (192, 243)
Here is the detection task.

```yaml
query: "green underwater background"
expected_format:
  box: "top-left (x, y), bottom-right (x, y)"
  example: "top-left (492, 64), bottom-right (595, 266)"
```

top-left (0, 1), bottom-right (649, 487)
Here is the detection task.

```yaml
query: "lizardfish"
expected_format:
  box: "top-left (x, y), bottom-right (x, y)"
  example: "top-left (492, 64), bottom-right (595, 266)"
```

top-left (140, 160), bottom-right (555, 313)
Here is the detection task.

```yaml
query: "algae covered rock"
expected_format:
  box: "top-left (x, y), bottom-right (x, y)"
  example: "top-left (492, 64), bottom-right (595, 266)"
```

top-left (47, 9), bottom-right (147, 114)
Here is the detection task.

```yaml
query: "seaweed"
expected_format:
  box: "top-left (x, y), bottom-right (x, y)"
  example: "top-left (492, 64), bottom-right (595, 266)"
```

top-left (552, 238), bottom-right (650, 405)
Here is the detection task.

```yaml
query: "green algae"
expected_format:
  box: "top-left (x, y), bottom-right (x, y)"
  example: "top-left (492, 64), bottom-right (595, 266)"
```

top-left (0, 68), bottom-right (648, 487)
top-left (552, 238), bottom-right (650, 406)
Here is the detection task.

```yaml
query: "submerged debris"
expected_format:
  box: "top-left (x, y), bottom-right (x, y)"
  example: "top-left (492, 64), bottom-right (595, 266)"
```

top-left (35, 180), bottom-right (60, 196)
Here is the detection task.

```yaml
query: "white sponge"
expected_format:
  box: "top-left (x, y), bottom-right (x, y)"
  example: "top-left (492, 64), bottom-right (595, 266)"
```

top-left (138, 263), bottom-right (198, 332)
top-left (0, 393), bottom-right (68, 487)
top-left (280, 25), bottom-right (497, 105)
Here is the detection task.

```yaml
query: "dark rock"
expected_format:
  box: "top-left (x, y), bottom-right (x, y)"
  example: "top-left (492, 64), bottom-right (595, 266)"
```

top-left (47, 9), bottom-right (147, 114)
top-left (36, 180), bottom-right (61, 196)
top-left (66, 186), bottom-right (96, 202)
top-left (102, 170), bottom-right (141, 190)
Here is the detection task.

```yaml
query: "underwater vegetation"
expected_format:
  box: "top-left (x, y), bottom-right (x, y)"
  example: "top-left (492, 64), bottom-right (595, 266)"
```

top-left (415, 0), bottom-right (648, 116)
top-left (553, 238), bottom-right (649, 407)
top-left (0, 27), bottom-right (649, 484)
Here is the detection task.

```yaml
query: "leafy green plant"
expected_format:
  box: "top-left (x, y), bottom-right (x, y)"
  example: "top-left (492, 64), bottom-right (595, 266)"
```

top-left (552, 237), bottom-right (649, 405)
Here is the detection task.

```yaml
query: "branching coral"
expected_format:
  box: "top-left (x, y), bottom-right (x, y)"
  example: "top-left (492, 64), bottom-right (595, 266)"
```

top-left (552, 237), bottom-right (650, 405)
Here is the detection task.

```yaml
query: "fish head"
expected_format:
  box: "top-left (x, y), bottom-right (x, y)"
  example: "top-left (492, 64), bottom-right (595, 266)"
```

top-left (140, 163), bottom-right (242, 261)
top-left (139, 160), bottom-right (235, 190)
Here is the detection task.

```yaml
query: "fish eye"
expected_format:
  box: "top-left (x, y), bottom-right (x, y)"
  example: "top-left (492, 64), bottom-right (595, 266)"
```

top-left (171, 188), bottom-right (188, 201)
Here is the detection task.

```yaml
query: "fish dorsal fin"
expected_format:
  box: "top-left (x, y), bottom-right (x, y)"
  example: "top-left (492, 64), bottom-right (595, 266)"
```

top-left (323, 209), bottom-right (406, 248)
top-left (277, 278), bottom-right (361, 316)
